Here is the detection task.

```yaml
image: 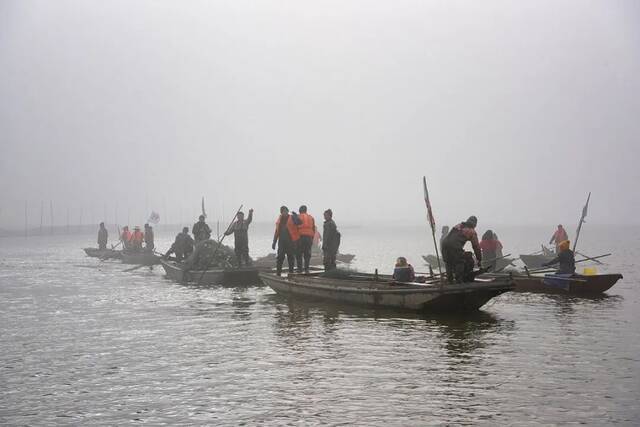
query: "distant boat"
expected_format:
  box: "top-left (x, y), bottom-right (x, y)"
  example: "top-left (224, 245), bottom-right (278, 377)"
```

top-left (259, 271), bottom-right (513, 313)
top-left (513, 273), bottom-right (623, 295)
top-left (519, 246), bottom-right (556, 269)
top-left (253, 252), bottom-right (355, 268)
top-left (160, 259), bottom-right (262, 286)
top-left (83, 247), bottom-right (122, 260)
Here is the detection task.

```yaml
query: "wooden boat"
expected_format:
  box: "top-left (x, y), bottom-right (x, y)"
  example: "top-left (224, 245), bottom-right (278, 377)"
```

top-left (422, 254), bottom-right (515, 272)
top-left (253, 252), bottom-right (356, 268)
top-left (160, 259), bottom-right (262, 286)
top-left (259, 272), bottom-right (513, 312)
top-left (83, 247), bottom-right (122, 259)
top-left (121, 251), bottom-right (160, 266)
top-left (513, 273), bottom-right (623, 295)
top-left (519, 254), bottom-right (555, 269)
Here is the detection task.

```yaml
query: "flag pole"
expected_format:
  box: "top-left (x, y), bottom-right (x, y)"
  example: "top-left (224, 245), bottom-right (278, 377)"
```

top-left (423, 177), bottom-right (443, 288)
top-left (573, 192), bottom-right (591, 252)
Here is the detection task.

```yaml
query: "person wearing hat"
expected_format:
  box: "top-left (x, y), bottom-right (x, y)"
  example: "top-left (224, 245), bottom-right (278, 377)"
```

top-left (130, 226), bottom-right (145, 250)
top-left (97, 222), bottom-right (108, 250)
top-left (542, 240), bottom-right (575, 274)
top-left (441, 216), bottom-right (482, 283)
top-left (192, 215), bottom-right (212, 243)
top-left (224, 208), bottom-right (254, 267)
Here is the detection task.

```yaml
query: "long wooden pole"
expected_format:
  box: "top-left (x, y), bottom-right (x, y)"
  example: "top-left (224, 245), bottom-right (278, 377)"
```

top-left (422, 177), bottom-right (443, 288)
top-left (49, 200), bottom-right (54, 235)
top-left (24, 201), bottom-right (28, 238)
top-left (573, 192), bottom-right (590, 252)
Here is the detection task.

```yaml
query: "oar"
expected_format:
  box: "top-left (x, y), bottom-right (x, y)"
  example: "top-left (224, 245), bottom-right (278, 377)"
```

top-left (575, 251), bottom-right (605, 265)
top-left (196, 204), bottom-right (243, 285)
top-left (527, 253), bottom-right (611, 273)
top-left (123, 264), bottom-right (148, 272)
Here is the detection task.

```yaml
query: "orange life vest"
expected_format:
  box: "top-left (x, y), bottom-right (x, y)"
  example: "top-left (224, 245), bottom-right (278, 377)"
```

top-left (298, 213), bottom-right (315, 237)
top-left (131, 231), bottom-right (144, 243)
top-left (275, 215), bottom-right (300, 242)
top-left (121, 231), bottom-right (132, 241)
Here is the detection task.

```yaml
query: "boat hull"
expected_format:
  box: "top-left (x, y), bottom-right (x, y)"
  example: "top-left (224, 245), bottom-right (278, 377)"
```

top-left (260, 273), bottom-right (513, 312)
top-left (513, 273), bottom-right (623, 295)
top-left (160, 260), bottom-right (261, 286)
top-left (83, 248), bottom-right (122, 259)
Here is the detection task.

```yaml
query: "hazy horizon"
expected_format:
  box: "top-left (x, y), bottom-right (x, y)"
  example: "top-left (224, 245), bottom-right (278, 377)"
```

top-left (2, 1), bottom-right (639, 230)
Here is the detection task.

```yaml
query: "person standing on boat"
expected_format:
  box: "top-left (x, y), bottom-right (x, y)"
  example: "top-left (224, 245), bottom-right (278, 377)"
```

top-left (192, 215), bottom-right (212, 243)
top-left (144, 223), bottom-right (155, 251)
top-left (120, 226), bottom-right (132, 250)
top-left (542, 240), bottom-right (576, 274)
top-left (164, 227), bottom-right (195, 261)
top-left (97, 222), bottom-right (108, 250)
top-left (479, 230), bottom-right (503, 270)
top-left (441, 216), bottom-right (482, 283)
top-left (272, 206), bottom-right (300, 275)
top-left (322, 209), bottom-right (340, 271)
top-left (130, 226), bottom-right (144, 251)
top-left (549, 224), bottom-right (568, 253)
top-left (295, 205), bottom-right (316, 274)
top-left (224, 209), bottom-right (254, 268)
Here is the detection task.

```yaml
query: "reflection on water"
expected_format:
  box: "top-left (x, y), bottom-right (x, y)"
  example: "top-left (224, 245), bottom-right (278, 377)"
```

top-left (1, 233), bottom-right (639, 425)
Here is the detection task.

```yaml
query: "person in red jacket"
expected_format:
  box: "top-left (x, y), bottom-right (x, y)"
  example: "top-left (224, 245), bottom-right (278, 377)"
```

top-left (120, 226), bottom-right (132, 250)
top-left (272, 206), bottom-right (300, 276)
top-left (130, 226), bottom-right (144, 251)
top-left (295, 205), bottom-right (316, 274)
top-left (549, 224), bottom-right (568, 253)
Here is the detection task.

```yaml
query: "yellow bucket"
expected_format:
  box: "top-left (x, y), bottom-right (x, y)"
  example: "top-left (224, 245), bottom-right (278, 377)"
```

top-left (583, 267), bottom-right (597, 276)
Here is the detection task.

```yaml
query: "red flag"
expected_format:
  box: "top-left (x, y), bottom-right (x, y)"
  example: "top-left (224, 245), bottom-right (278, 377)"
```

top-left (423, 176), bottom-right (435, 231)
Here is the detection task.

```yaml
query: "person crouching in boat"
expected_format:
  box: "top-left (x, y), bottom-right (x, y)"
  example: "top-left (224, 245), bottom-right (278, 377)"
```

top-left (164, 227), bottom-right (194, 262)
top-left (184, 238), bottom-right (218, 271)
top-left (479, 230), bottom-right (502, 270)
top-left (97, 222), bottom-right (108, 250)
top-left (393, 257), bottom-right (415, 282)
top-left (542, 240), bottom-right (575, 274)
top-left (441, 216), bottom-right (482, 284)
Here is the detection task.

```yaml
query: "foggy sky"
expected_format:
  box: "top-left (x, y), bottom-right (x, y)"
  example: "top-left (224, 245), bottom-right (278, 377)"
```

top-left (1, 0), bottom-right (639, 229)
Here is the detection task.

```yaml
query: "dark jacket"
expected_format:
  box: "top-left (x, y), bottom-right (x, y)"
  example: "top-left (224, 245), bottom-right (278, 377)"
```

top-left (192, 221), bottom-right (212, 242)
top-left (225, 211), bottom-right (253, 248)
top-left (98, 228), bottom-right (108, 245)
top-left (544, 249), bottom-right (576, 274)
top-left (322, 219), bottom-right (340, 253)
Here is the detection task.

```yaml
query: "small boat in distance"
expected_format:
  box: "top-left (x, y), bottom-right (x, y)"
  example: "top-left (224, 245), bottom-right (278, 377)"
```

top-left (83, 247), bottom-right (122, 260)
top-left (513, 273), bottom-right (623, 295)
top-left (259, 271), bottom-right (513, 313)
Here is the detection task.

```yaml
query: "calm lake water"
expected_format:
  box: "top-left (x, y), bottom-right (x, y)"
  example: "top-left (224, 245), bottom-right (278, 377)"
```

top-left (1, 224), bottom-right (639, 425)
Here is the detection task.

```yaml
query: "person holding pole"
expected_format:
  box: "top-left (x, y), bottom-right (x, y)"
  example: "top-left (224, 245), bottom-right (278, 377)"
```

top-left (224, 209), bottom-right (254, 268)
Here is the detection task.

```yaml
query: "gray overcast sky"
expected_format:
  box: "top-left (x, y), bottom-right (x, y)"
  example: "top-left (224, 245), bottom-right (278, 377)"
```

top-left (1, 0), bottom-right (639, 229)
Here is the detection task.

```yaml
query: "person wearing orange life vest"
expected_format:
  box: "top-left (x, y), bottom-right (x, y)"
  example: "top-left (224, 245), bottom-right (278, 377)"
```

top-left (130, 226), bottom-right (145, 251)
top-left (120, 226), bottom-right (132, 250)
top-left (295, 205), bottom-right (316, 274)
top-left (272, 206), bottom-right (301, 276)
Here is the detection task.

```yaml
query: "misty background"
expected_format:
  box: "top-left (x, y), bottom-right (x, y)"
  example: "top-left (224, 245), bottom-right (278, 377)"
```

top-left (1, 1), bottom-right (639, 232)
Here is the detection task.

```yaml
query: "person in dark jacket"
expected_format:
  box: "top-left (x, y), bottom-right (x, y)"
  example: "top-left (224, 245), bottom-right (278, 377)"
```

top-left (393, 257), bottom-right (415, 282)
top-left (224, 209), bottom-right (253, 267)
top-left (97, 222), bottom-right (108, 250)
top-left (441, 216), bottom-right (482, 283)
top-left (144, 224), bottom-right (154, 251)
top-left (272, 206), bottom-right (300, 276)
top-left (164, 227), bottom-right (195, 262)
top-left (192, 215), bottom-right (212, 243)
top-left (542, 240), bottom-right (576, 274)
top-left (322, 209), bottom-right (340, 271)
